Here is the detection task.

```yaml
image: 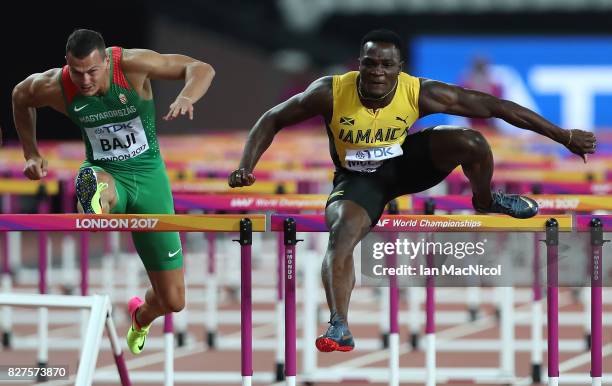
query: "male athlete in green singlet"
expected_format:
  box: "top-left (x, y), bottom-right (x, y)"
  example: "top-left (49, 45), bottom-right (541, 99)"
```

top-left (12, 29), bottom-right (215, 354)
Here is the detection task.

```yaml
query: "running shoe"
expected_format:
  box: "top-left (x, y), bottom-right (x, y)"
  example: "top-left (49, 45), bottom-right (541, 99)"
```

top-left (126, 296), bottom-right (150, 355)
top-left (75, 167), bottom-right (108, 214)
top-left (473, 191), bottom-right (538, 219)
top-left (315, 314), bottom-right (355, 352)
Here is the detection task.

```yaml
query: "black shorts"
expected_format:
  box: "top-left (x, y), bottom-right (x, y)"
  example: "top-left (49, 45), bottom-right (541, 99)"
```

top-left (326, 127), bottom-right (452, 226)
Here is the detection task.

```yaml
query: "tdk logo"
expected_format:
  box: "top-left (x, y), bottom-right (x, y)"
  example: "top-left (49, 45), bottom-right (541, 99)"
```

top-left (96, 123), bottom-right (133, 135)
top-left (358, 148), bottom-right (394, 159)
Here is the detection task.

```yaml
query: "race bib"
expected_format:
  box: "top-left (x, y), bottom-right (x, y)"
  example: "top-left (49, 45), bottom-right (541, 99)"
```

top-left (344, 144), bottom-right (403, 172)
top-left (84, 117), bottom-right (150, 162)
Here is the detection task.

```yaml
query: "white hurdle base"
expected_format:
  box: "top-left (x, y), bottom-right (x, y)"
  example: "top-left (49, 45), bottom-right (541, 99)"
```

top-left (93, 371), bottom-right (274, 384)
top-left (425, 333), bottom-right (435, 386)
top-left (592, 377), bottom-right (602, 386)
top-left (301, 368), bottom-right (515, 384)
top-left (548, 376), bottom-right (559, 386)
top-left (538, 374), bottom-right (612, 384)
top-left (1, 273), bottom-right (12, 348)
top-left (389, 333), bottom-right (399, 386)
top-left (164, 331), bottom-right (174, 386)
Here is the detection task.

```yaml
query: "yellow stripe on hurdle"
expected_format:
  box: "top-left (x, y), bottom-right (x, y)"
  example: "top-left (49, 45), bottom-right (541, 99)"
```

top-left (172, 179), bottom-right (297, 194)
top-left (166, 169), bottom-right (197, 181)
top-left (378, 215), bottom-right (573, 231)
top-left (493, 169), bottom-right (605, 183)
top-left (396, 195), bottom-right (612, 212)
top-left (534, 195), bottom-right (612, 211)
top-left (392, 196), bottom-right (412, 211)
top-left (0, 179), bottom-right (59, 195)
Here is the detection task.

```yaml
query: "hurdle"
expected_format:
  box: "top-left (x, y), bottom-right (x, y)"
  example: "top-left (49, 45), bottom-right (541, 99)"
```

top-left (271, 213), bottom-right (607, 385)
top-left (174, 193), bottom-right (328, 382)
top-left (0, 213), bottom-right (265, 386)
top-left (0, 178), bottom-right (67, 351)
top-left (565, 215), bottom-right (610, 386)
top-left (534, 215), bottom-right (611, 386)
top-left (1, 192), bottom-right (55, 373)
top-left (0, 293), bottom-right (126, 386)
top-left (409, 194), bottom-right (612, 383)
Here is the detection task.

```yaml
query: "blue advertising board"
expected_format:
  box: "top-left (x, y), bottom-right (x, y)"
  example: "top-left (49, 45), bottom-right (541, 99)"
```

top-left (411, 36), bottom-right (612, 133)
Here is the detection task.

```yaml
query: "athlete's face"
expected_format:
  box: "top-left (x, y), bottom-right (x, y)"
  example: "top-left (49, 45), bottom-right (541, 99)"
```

top-left (358, 42), bottom-right (403, 98)
top-left (66, 49), bottom-right (109, 96)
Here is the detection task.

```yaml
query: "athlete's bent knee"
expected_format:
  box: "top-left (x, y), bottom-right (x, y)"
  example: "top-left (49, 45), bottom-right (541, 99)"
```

top-left (158, 288), bottom-right (185, 313)
top-left (461, 129), bottom-right (489, 153)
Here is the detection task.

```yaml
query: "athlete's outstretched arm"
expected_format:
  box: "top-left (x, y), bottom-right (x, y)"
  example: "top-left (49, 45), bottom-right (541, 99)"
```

top-left (123, 49), bottom-right (215, 121)
top-left (12, 70), bottom-right (64, 179)
top-left (418, 79), bottom-right (597, 162)
top-left (228, 76), bottom-right (333, 188)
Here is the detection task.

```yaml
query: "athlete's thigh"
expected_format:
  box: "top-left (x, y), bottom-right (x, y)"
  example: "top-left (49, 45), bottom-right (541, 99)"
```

top-left (128, 165), bottom-right (182, 271)
top-left (129, 165), bottom-right (175, 214)
top-left (387, 127), bottom-right (454, 196)
top-left (425, 125), bottom-right (488, 171)
top-left (326, 170), bottom-right (389, 227)
top-left (131, 232), bottom-right (182, 271)
top-left (325, 199), bottom-right (372, 250)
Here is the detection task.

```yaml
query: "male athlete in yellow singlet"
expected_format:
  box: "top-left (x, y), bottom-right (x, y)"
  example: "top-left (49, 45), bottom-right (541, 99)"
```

top-left (229, 29), bottom-right (597, 352)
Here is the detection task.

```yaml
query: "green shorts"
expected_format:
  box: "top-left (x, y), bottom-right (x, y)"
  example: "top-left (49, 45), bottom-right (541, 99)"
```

top-left (78, 161), bottom-right (182, 271)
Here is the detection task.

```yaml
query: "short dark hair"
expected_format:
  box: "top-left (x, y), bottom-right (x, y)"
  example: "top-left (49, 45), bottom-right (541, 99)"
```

top-left (66, 29), bottom-right (106, 59)
top-left (360, 29), bottom-right (404, 59)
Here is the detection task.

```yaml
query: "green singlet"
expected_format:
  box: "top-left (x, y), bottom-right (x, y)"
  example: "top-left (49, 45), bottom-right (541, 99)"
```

top-left (61, 46), bottom-right (182, 271)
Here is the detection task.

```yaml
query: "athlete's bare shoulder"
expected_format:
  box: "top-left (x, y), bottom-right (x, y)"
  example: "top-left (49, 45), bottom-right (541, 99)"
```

top-left (119, 48), bottom-right (174, 76)
top-left (26, 68), bottom-right (63, 101)
top-left (307, 76), bottom-right (333, 100)
top-left (119, 48), bottom-right (175, 97)
top-left (300, 76), bottom-right (333, 118)
top-left (117, 48), bottom-right (149, 72)
top-left (112, 48), bottom-right (153, 98)
top-left (13, 68), bottom-right (65, 113)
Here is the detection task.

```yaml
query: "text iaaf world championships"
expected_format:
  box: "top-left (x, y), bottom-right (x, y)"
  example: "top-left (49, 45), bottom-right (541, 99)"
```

top-left (376, 218), bottom-right (482, 228)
